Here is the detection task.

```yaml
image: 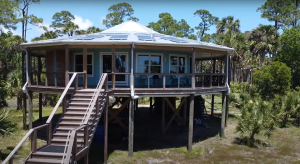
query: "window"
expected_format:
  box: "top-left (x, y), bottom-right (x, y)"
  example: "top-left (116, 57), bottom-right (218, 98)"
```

top-left (137, 54), bottom-right (162, 73)
top-left (170, 55), bottom-right (185, 73)
top-left (74, 53), bottom-right (93, 75)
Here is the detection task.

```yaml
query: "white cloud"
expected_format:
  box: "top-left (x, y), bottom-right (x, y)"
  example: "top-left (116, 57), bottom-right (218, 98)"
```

top-left (34, 21), bottom-right (55, 35)
top-left (72, 15), bottom-right (93, 30)
top-left (1, 26), bottom-right (22, 36)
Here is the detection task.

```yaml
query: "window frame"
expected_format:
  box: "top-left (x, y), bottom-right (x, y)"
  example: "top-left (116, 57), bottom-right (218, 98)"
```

top-left (169, 54), bottom-right (187, 74)
top-left (73, 52), bottom-right (94, 77)
top-left (136, 53), bottom-right (164, 75)
top-left (100, 52), bottom-right (129, 85)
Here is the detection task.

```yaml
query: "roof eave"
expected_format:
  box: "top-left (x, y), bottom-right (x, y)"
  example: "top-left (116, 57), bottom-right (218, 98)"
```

top-left (20, 40), bottom-right (235, 55)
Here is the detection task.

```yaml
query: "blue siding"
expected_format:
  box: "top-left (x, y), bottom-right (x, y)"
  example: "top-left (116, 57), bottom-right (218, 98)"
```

top-left (67, 48), bottom-right (192, 87)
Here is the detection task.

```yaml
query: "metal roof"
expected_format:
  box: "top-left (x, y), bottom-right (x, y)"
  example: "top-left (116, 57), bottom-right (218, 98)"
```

top-left (21, 20), bottom-right (235, 53)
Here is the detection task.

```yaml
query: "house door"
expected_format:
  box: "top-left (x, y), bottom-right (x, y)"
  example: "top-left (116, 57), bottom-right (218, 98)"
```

top-left (101, 53), bottom-right (128, 84)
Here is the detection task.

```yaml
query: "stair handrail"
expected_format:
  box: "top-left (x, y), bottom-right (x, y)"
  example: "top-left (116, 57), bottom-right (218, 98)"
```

top-left (46, 73), bottom-right (78, 124)
top-left (80, 73), bottom-right (107, 125)
top-left (2, 124), bottom-right (49, 164)
top-left (61, 125), bottom-right (87, 164)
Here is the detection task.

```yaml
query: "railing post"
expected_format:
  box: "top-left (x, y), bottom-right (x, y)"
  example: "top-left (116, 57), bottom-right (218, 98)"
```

top-left (96, 97), bottom-right (99, 115)
top-left (31, 130), bottom-right (37, 152)
top-left (72, 133), bottom-right (77, 157)
top-left (84, 71), bottom-right (87, 89)
top-left (74, 75), bottom-right (78, 92)
top-left (48, 123), bottom-right (52, 145)
top-left (163, 75), bottom-right (166, 89)
top-left (9, 158), bottom-right (13, 164)
top-left (84, 125), bottom-right (88, 147)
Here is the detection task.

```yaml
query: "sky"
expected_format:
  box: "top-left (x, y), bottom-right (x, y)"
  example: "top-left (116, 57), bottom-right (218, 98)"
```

top-left (7, 0), bottom-right (271, 41)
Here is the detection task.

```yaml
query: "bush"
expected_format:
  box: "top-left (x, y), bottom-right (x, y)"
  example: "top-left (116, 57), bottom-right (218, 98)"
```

top-left (253, 61), bottom-right (291, 100)
top-left (230, 82), bottom-right (250, 93)
top-left (0, 80), bottom-right (7, 108)
top-left (236, 96), bottom-right (277, 142)
top-left (0, 109), bottom-right (16, 136)
top-left (47, 94), bottom-right (60, 107)
top-left (272, 90), bottom-right (300, 127)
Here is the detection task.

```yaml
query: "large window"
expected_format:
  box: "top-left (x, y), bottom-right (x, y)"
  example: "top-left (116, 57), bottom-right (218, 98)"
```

top-left (137, 54), bottom-right (162, 73)
top-left (74, 53), bottom-right (93, 75)
top-left (170, 55), bottom-right (185, 73)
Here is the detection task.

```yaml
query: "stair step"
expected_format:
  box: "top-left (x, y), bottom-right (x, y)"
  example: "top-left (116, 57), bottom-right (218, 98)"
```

top-left (64, 111), bottom-right (96, 116)
top-left (55, 127), bottom-right (96, 133)
top-left (53, 133), bottom-right (93, 139)
top-left (26, 158), bottom-right (61, 164)
top-left (30, 152), bottom-right (64, 160)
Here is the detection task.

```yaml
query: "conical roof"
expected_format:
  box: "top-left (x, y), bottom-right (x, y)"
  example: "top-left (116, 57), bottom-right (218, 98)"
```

top-left (21, 20), bottom-right (234, 53)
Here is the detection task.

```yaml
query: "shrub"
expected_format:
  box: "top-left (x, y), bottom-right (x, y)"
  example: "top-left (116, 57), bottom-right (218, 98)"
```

top-left (0, 80), bottom-right (7, 108)
top-left (47, 94), bottom-right (60, 107)
top-left (0, 109), bottom-right (16, 136)
top-left (253, 61), bottom-right (292, 100)
top-left (236, 96), bottom-right (277, 142)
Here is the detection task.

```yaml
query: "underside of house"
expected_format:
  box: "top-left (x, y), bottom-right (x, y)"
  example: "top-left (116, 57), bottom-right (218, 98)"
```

top-left (3, 21), bottom-right (232, 164)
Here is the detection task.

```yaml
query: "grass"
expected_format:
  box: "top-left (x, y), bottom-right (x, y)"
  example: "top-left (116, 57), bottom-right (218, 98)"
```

top-left (0, 102), bottom-right (62, 162)
top-left (1, 97), bottom-right (300, 164)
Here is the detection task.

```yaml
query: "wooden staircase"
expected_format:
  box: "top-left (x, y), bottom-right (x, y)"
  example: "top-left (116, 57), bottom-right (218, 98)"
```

top-left (3, 73), bottom-right (108, 164)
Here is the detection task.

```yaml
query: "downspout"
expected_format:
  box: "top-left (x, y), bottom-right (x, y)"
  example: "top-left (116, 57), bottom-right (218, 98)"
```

top-left (226, 50), bottom-right (234, 95)
top-left (20, 45), bottom-right (29, 93)
top-left (130, 42), bottom-right (141, 99)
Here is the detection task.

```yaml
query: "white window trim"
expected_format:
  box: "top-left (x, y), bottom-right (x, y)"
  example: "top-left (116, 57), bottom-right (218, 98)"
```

top-left (135, 53), bottom-right (164, 76)
top-left (100, 52), bottom-right (129, 85)
top-left (73, 52), bottom-right (94, 77)
top-left (169, 54), bottom-right (187, 74)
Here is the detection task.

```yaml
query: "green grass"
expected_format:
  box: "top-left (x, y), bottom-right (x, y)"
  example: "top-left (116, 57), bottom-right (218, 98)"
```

top-left (0, 100), bottom-right (62, 162)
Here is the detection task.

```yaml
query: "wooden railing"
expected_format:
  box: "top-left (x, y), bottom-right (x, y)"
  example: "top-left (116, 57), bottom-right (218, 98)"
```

top-left (3, 73), bottom-right (80, 164)
top-left (2, 124), bottom-right (50, 164)
top-left (29, 71), bottom-right (87, 88)
top-left (61, 73), bottom-right (108, 164)
top-left (133, 73), bottom-right (226, 89)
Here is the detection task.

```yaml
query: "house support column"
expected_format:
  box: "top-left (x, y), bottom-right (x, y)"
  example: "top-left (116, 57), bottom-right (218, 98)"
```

top-left (128, 98), bottom-right (135, 157)
top-left (225, 94), bottom-right (229, 127)
top-left (221, 92), bottom-right (227, 137)
top-left (188, 94), bottom-right (194, 152)
top-left (104, 77), bottom-right (108, 164)
top-left (112, 45), bottom-right (116, 89)
top-left (211, 94), bottom-right (214, 117)
top-left (161, 97), bottom-right (165, 133)
top-left (22, 51), bottom-right (27, 129)
top-left (39, 93), bottom-right (42, 120)
top-left (28, 91), bottom-right (33, 129)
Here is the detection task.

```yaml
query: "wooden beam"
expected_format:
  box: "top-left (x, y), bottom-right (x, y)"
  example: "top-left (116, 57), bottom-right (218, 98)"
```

top-left (65, 45), bottom-right (70, 86)
top-left (221, 92), bottom-right (226, 137)
top-left (211, 94), bottom-right (214, 117)
top-left (192, 48), bottom-right (196, 89)
top-left (28, 51), bottom-right (32, 86)
top-left (128, 98), bottom-right (134, 157)
top-left (39, 93), bottom-right (42, 120)
top-left (195, 48), bottom-right (228, 55)
top-left (188, 94), bottom-right (194, 152)
top-left (112, 45), bottom-right (116, 89)
top-left (28, 91), bottom-right (33, 129)
top-left (28, 45), bottom-right (65, 51)
top-left (104, 77), bottom-right (108, 164)
top-left (22, 52), bottom-right (27, 130)
top-left (83, 47), bottom-right (87, 89)
top-left (225, 94), bottom-right (229, 127)
top-left (162, 98), bottom-right (165, 133)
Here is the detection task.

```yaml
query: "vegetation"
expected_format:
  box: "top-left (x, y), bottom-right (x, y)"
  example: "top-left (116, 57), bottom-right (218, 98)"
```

top-left (2, 0), bottom-right (300, 163)
top-left (253, 62), bottom-right (291, 100)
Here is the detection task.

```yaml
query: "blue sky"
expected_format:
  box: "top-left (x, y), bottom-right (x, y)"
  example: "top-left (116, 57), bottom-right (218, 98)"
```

top-left (10, 0), bottom-right (271, 41)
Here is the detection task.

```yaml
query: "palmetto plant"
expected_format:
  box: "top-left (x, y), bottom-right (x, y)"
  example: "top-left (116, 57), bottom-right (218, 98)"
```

top-left (0, 108), bottom-right (16, 136)
top-left (6, 70), bottom-right (23, 110)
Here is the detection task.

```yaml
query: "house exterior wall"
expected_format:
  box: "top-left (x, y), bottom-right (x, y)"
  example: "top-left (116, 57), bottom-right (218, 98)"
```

top-left (46, 50), bottom-right (54, 86)
top-left (68, 48), bottom-right (192, 87)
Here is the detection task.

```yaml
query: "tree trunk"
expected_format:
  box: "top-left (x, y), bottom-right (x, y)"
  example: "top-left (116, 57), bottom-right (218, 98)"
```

top-left (260, 54), bottom-right (265, 66)
top-left (17, 95), bottom-right (22, 110)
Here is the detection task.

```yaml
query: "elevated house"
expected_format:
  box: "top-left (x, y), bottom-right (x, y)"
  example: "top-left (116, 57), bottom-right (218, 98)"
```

top-left (3, 21), bottom-right (233, 164)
